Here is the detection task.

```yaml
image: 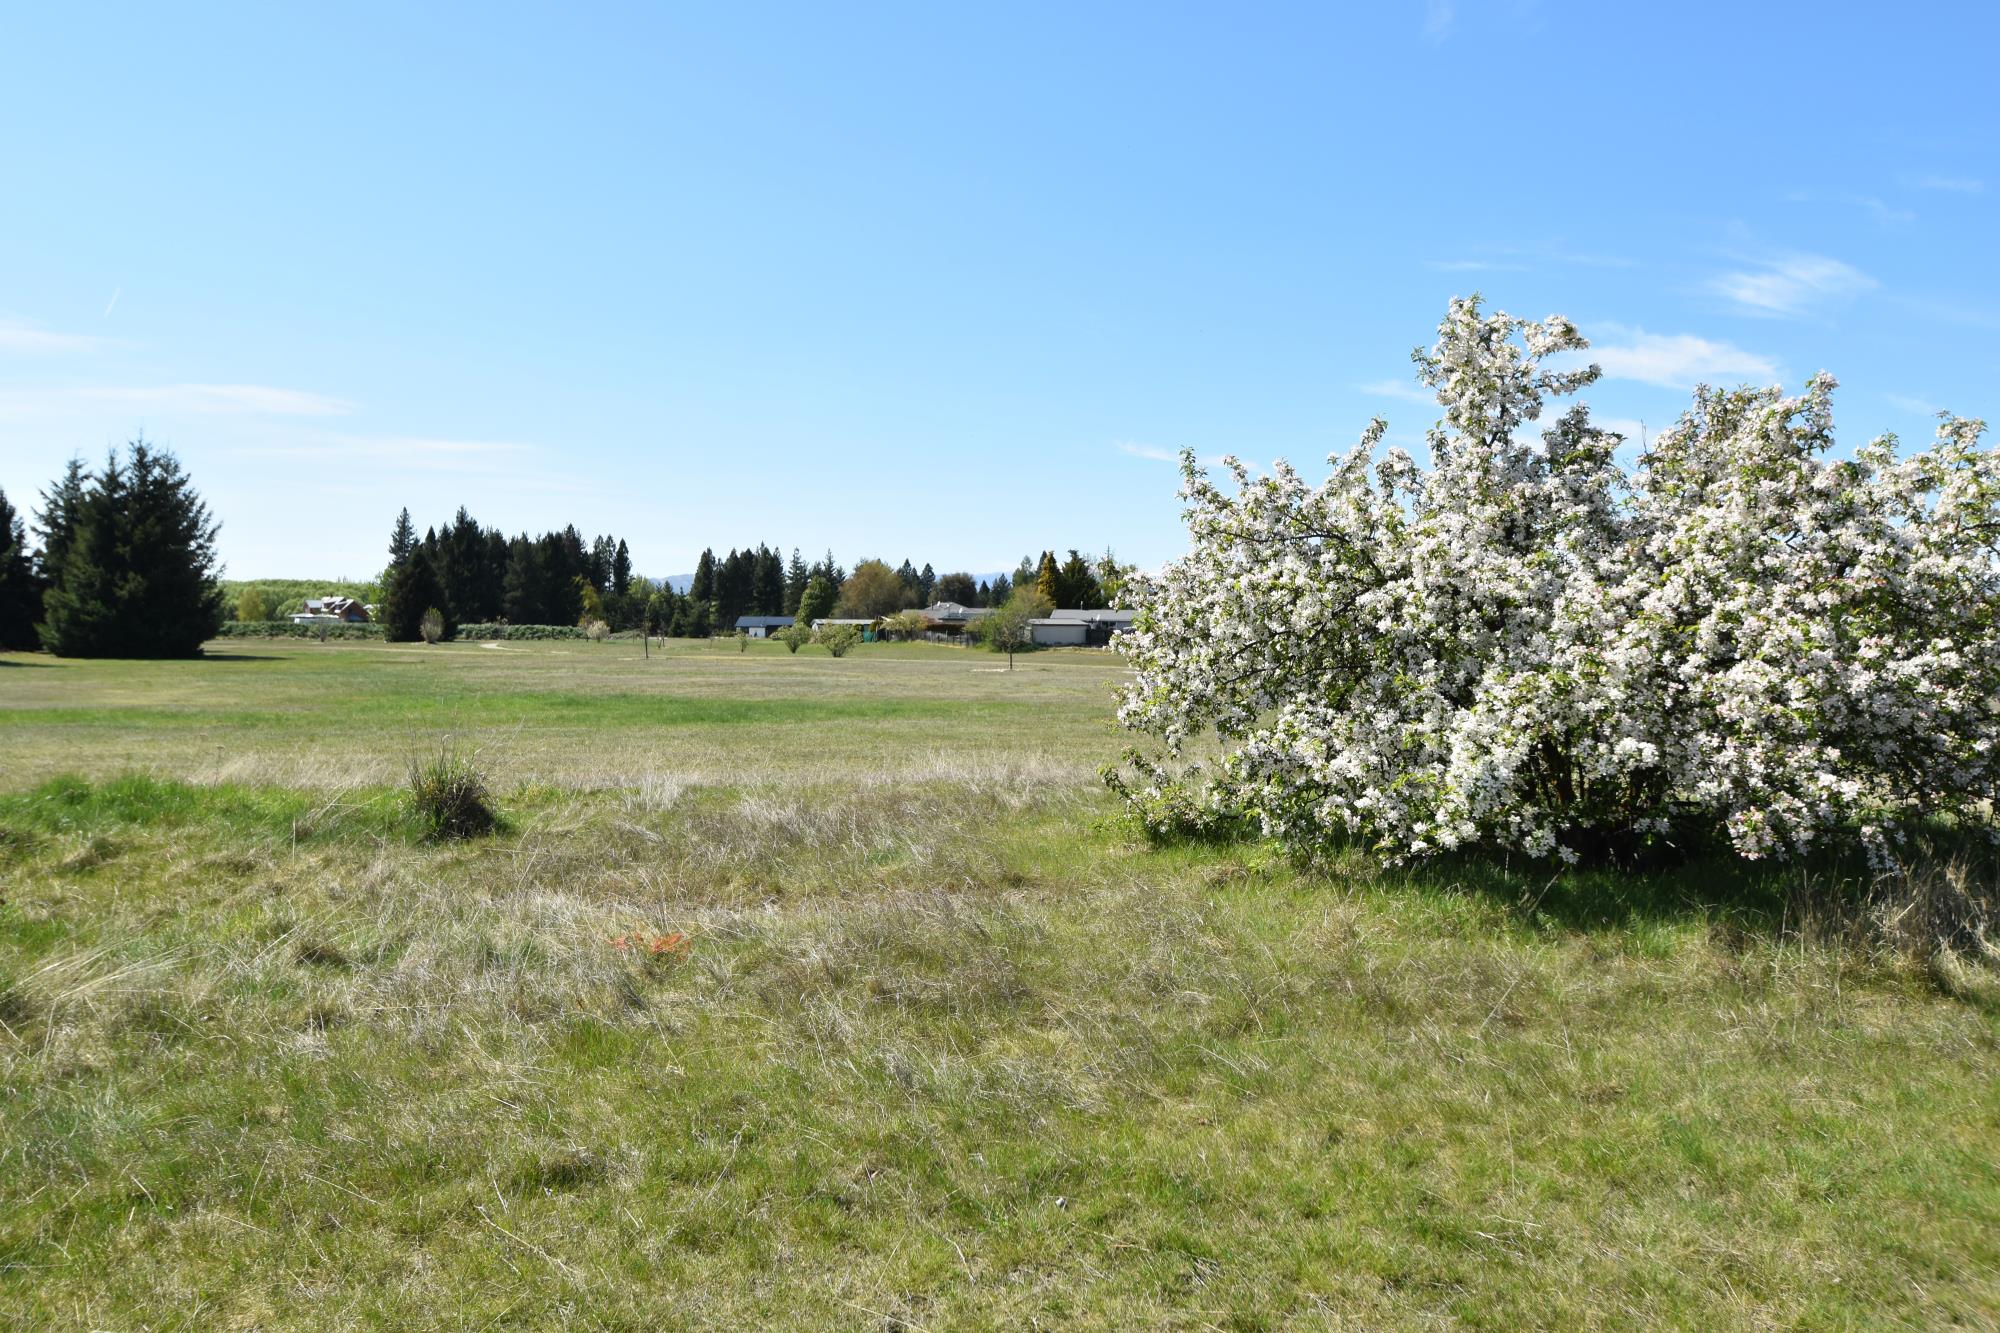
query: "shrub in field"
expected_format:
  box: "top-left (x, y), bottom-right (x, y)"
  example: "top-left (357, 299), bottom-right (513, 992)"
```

top-left (1115, 297), bottom-right (2000, 867)
top-left (816, 623), bottom-right (861, 657)
top-left (585, 619), bottom-right (611, 642)
top-left (455, 623), bottom-right (589, 641)
top-left (883, 608), bottom-right (929, 640)
top-left (407, 747), bottom-right (498, 840)
top-left (419, 607), bottom-right (445, 644)
top-left (775, 621), bottom-right (813, 654)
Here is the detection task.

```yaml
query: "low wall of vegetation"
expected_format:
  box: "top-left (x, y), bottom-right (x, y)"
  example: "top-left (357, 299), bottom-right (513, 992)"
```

top-left (453, 623), bottom-right (589, 640)
top-left (215, 621), bottom-right (386, 640)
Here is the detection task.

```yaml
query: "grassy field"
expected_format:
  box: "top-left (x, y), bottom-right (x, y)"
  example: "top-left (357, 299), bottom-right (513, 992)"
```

top-left (0, 639), bottom-right (1995, 1328)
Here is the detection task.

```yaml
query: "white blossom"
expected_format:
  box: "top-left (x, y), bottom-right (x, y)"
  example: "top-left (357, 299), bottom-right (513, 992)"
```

top-left (1114, 298), bottom-right (1999, 865)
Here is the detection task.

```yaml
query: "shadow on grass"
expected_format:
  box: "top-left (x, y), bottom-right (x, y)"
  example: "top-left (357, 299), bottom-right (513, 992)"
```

top-left (0, 658), bottom-right (58, 668)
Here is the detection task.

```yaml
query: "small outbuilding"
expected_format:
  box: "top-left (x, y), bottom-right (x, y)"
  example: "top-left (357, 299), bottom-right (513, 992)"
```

top-left (1047, 608), bottom-right (1135, 646)
top-left (1028, 618), bottom-right (1088, 647)
top-left (734, 615), bottom-right (796, 639)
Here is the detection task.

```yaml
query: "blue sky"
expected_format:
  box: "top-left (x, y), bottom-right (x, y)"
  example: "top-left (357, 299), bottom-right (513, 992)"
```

top-left (2, 2), bottom-right (1994, 580)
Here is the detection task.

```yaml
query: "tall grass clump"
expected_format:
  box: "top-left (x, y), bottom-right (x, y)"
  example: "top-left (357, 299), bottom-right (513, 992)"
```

top-left (407, 745), bottom-right (499, 840)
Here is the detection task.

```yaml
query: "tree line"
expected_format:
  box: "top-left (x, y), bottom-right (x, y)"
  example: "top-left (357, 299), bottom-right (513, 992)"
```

top-left (0, 442), bottom-right (1135, 656)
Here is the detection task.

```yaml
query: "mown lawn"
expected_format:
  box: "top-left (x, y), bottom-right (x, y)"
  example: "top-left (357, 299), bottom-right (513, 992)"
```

top-left (0, 641), bottom-right (1994, 1328)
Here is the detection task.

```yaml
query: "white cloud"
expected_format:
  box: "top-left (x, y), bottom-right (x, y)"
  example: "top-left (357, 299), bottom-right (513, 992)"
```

top-left (78, 383), bottom-right (354, 416)
top-left (1424, 0), bottom-right (1454, 42)
top-left (1579, 325), bottom-right (1779, 389)
top-left (1909, 175), bottom-right (1984, 194)
top-left (1887, 393), bottom-right (1941, 417)
top-left (239, 435), bottom-right (532, 468)
top-left (1707, 252), bottom-right (1875, 317)
top-left (0, 318), bottom-right (105, 354)
top-left (1117, 441), bottom-right (1178, 463)
top-left (1359, 378), bottom-right (1433, 404)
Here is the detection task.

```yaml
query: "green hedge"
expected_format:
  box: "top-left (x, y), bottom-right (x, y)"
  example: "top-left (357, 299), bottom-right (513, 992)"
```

top-left (454, 623), bottom-right (589, 640)
top-left (215, 621), bottom-right (386, 640)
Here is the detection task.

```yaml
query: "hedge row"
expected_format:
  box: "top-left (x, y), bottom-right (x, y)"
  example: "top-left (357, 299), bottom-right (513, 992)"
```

top-left (453, 623), bottom-right (589, 640)
top-left (216, 621), bottom-right (386, 640)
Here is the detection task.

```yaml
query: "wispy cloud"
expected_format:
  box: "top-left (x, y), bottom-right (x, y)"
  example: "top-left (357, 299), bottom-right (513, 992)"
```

top-left (0, 317), bottom-right (106, 355)
top-left (79, 383), bottom-right (355, 416)
top-left (1908, 174), bottom-right (1984, 194)
top-left (1117, 441), bottom-right (1178, 463)
top-left (1359, 378), bottom-right (1433, 404)
top-left (1427, 259), bottom-right (1527, 273)
top-left (239, 435), bottom-right (533, 469)
top-left (1887, 392), bottom-right (1942, 417)
top-left (1707, 252), bottom-right (1875, 317)
top-left (1580, 324), bottom-right (1779, 389)
top-left (1423, 0), bottom-right (1455, 42)
top-left (103, 288), bottom-right (122, 318)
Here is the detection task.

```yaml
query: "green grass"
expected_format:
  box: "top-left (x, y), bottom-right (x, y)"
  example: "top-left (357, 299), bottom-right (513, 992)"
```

top-left (0, 639), bottom-right (1994, 1328)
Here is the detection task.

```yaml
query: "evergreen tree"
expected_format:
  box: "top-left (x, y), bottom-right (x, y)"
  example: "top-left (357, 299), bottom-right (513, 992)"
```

top-left (39, 440), bottom-right (226, 658)
top-left (35, 458), bottom-right (89, 586)
top-left (690, 548), bottom-right (717, 607)
top-left (502, 536), bottom-right (543, 624)
top-left (0, 486), bottom-right (41, 650)
top-left (797, 574), bottom-right (836, 624)
top-left (895, 559), bottom-right (919, 601)
top-left (1035, 551), bottom-right (1061, 606)
top-left (753, 544), bottom-right (784, 616)
top-left (987, 572), bottom-right (1011, 605)
top-left (1057, 549), bottom-right (1105, 609)
top-left (783, 548), bottom-right (809, 615)
top-left (388, 507), bottom-right (417, 566)
top-left (612, 540), bottom-right (632, 598)
top-left (382, 547), bottom-right (449, 642)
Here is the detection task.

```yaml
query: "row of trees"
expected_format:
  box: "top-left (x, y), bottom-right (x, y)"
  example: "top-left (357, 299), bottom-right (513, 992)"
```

top-left (0, 442), bottom-right (225, 657)
top-left (375, 503), bottom-right (1137, 642)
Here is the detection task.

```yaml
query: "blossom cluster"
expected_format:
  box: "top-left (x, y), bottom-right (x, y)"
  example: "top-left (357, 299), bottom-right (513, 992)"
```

top-left (1114, 298), bottom-right (2000, 865)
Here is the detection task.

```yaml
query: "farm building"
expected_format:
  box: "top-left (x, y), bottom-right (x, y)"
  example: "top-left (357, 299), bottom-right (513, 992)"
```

top-left (734, 615), bottom-right (796, 639)
top-left (291, 596), bottom-right (371, 625)
top-left (1031, 608), bottom-right (1134, 646)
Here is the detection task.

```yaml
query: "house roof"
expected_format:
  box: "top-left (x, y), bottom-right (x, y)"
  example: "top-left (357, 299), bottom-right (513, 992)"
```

top-left (919, 601), bottom-right (992, 622)
top-left (1048, 608), bottom-right (1136, 623)
top-left (734, 615), bottom-right (796, 628)
top-left (811, 617), bottom-right (877, 626)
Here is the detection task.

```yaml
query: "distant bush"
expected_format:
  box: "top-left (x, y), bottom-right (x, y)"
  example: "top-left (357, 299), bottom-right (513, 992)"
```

top-left (407, 746), bottom-right (499, 840)
top-left (775, 622), bottom-right (813, 654)
top-left (585, 619), bottom-right (611, 642)
top-left (815, 623), bottom-right (861, 658)
top-left (215, 621), bottom-right (385, 640)
top-left (419, 607), bottom-right (445, 644)
top-left (455, 623), bottom-right (589, 641)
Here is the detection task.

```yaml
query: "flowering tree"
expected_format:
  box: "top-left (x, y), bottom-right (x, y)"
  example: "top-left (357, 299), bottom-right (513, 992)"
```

top-left (1113, 297), bottom-right (2000, 866)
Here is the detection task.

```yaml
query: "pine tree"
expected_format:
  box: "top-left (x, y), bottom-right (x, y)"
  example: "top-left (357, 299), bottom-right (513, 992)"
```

top-left (987, 573), bottom-right (1011, 605)
top-left (388, 507), bottom-right (417, 567)
top-left (1057, 549), bottom-right (1105, 609)
top-left (1035, 551), bottom-right (1061, 607)
top-left (612, 540), bottom-right (632, 598)
top-left (382, 547), bottom-right (449, 642)
top-left (753, 545), bottom-right (784, 615)
top-left (690, 549), bottom-right (716, 606)
top-left (784, 548), bottom-right (809, 615)
top-left (39, 440), bottom-right (226, 658)
top-left (0, 485), bottom-right (41, 650)
top-left (917, 563), bottom-right (936, 605)
top-left (35, 458), bottom-right (89, 587)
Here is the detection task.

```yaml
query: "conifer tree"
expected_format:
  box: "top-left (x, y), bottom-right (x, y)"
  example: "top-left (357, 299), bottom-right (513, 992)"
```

top-left (0, 486), bottom-right (40, 650)
top-left (1035, 550), bottom-right (1061, 606)
top-left (783, 548), bottom-right (809, 615)
top-left (39, 440), bottom-right (226, 658)
top-left (612, 540), bottom-right (632, 598)
top-left (917, 563), bottom-right (936, 605)
top-left (382, 547), bottom-right (449, 642)
top-left (1057, 549), bottom-right (1105, 609)
top-left (35, 458), bottom-right (89, 586)
top-left (753, 545), bottom-right (784, 615)
top-left (388, 507), bottom-right (417, 568)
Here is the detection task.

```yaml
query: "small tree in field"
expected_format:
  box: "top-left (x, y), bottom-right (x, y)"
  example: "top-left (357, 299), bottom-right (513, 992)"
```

top-left (419, 607), bottom-right (444, 644)
top-left (585, 619), bottom-right (611, 642)
top-left (776, 621), bottom-right (813, 654)
top-left (1115, 296), bottom-right (2000, 868)
top-left (816, 623), bottom-right (861, 658)
top-left (978, 587), bottom-right (1049, 670)
top-left (737, 628), bottom-right (750, 652)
